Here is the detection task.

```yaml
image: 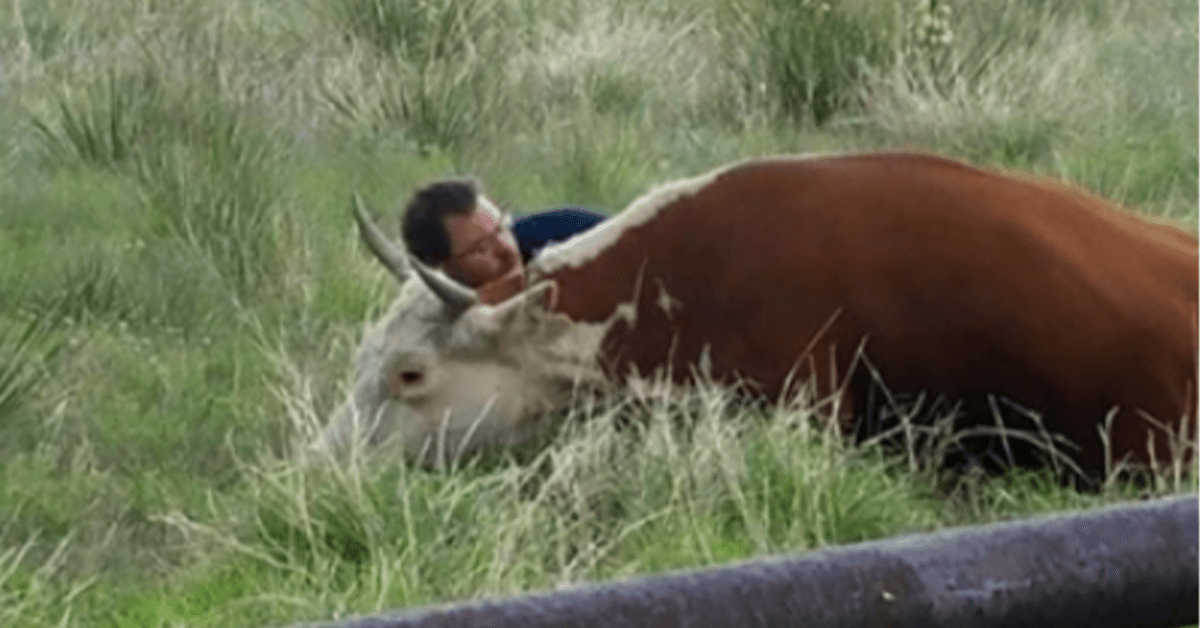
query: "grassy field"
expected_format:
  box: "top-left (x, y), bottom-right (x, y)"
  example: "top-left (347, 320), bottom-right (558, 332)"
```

top-left (0, 0), bottom-right (1196, 626)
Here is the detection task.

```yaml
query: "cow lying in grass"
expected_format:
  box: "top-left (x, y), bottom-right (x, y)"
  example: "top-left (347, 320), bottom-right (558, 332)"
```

top-left (319, 151), bottom-right (1197, 483)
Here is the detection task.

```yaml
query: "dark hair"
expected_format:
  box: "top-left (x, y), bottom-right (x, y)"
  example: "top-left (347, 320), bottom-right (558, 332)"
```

top-left (401, 178), bottom-right (479, 265)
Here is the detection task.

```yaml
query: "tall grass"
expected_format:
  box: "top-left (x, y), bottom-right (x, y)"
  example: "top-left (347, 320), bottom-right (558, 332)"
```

top-left (718, 0), bottom-right (898, 125)
top-left (0, 0), bottom-right (1194, 626)
top-left (318, 0), bottom-right (520, 154)
top-left (147, 381), bottom-right (950, 624)
top-left (329, 0), bottom-right (517, 62)
top-left (31, 66), bottom-right (283, 297)
top-left (0, 303), bottom-right (66, 454)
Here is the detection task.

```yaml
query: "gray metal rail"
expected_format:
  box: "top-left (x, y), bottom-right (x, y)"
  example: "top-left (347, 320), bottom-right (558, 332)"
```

top-left (293, 495), bottom-right (1198, 628)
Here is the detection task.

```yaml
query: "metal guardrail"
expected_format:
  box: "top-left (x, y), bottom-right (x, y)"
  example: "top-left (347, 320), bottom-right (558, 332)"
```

top-left (292, 495), bottom-right (1198, 628)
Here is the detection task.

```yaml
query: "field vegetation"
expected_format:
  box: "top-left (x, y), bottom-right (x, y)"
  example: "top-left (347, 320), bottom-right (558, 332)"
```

top-left (0, 0), bottom-right (1195, 626)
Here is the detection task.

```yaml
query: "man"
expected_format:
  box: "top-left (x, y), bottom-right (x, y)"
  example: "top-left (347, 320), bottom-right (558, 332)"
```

top-left (401, 178), bottom-right (606, 305)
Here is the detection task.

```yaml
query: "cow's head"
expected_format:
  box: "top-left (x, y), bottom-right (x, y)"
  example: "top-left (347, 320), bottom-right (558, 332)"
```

top-left (316, 196), bottom-right (608, 467)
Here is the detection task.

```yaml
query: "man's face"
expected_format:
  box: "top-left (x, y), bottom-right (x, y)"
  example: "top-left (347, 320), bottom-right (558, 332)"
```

top-left (441, 198), bottom-right (522, 288)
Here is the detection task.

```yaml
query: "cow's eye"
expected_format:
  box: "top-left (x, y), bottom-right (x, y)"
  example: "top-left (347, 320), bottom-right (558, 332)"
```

top-left (386, 367), bottom-right (426, 396)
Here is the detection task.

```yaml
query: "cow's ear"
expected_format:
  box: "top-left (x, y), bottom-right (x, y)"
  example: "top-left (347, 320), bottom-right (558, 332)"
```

top-left (459, 281), bottom-right (570, 346)
top-left (480, 280), bottom-right (558, 334)
top-left (532, 280), bottom-right (559, 311)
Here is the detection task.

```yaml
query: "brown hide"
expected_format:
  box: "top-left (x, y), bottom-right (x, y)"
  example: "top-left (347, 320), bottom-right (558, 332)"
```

top-left (541, 152), bottom-right (1198, 478)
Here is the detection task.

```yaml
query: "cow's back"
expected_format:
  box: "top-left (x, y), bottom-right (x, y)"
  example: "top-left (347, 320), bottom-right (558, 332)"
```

top-left (540, 152), bottom-right (1197, 477)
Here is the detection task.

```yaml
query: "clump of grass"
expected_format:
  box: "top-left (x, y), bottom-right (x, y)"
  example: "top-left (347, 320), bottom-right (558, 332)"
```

top-left (717, 0), bottom-right (898, 126)
top-left (134, 116), bottom-right (282, 297)
top-left (0, 295), bottom-right (67, 455)
top-left (320, 46), bottom-right (511, 156)
top-left (2, 0), bottom-right (94, 77)
top-left (328, 0), bottom-right (516, 63)
top-left (860, 0), bottom-right (1098, 157)
top-left (319, 0), bottom-right (519, 154)
top-left (30, 70), bottom-right (167, 171)
top-left (158, 365), bottom-right (944, 625)
top-left (0, 532), bottom-right (81, 628)
top-left (318, 0), bottom-right (723, 157)
top-left (33, 68), bottom-right (284, 296)
top-left (1048, 2), bottom-right (1197, 214)
top-left (543, 116), bottom-right (657, 209)
top-left (27, 3), bottom-right (290, 298)
top-left (11, 233), bottom-right (240, 338)
top-left (857, 0), bottom-right (1196, 181)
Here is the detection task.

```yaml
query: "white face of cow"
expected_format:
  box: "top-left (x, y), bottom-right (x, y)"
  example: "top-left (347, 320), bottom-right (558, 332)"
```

top-left (315, 199), bottom-right (609, 467)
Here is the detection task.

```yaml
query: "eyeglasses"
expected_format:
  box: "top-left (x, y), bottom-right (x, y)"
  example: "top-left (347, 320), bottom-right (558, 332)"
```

top-left (450, 212), bottom-right (511, 261)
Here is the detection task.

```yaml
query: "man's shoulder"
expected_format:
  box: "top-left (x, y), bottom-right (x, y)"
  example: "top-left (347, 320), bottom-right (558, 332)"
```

top-left (513, 207), bottom-right (606, 230)
top-left (512, 206), bottom-right (606, 262)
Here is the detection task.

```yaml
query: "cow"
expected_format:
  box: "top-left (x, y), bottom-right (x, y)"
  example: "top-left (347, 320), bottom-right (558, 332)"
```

top-left (320, 151), bottom-right (1198, 482)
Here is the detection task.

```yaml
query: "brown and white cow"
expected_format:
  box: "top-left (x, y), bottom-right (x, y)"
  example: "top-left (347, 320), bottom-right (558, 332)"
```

top-left (321, 151), bottom-right (1198, 480)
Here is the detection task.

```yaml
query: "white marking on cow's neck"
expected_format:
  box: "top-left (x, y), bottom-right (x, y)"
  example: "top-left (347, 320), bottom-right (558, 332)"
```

top-left (518, 262), bottom-right (653, 397)
top-left (655, 279), bottom-right (682, 319)
top-left (531, 168), bottom-right (721, 274)
top-left (530, 153), bottom-right (836, 275)
top-left (607, 259), bottom-right (647, 329)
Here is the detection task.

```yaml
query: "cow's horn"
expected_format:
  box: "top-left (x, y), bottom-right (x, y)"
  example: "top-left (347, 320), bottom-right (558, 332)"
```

top-left (352, 191), bottom-right (478, 313)
top-left (410, 258), bottom-right (478, 314)
top-left (352, 192), bottom-right (410, 282)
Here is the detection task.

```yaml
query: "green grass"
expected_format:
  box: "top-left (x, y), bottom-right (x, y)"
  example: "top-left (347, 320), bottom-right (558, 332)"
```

top-left (0, 0), bottom-right (1195, 626)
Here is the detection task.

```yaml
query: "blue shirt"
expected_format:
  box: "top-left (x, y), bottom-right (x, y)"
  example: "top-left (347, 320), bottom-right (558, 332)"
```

top-left (511, 207), bottom-right (606, 263)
